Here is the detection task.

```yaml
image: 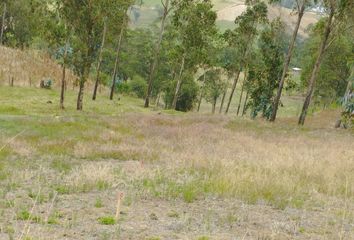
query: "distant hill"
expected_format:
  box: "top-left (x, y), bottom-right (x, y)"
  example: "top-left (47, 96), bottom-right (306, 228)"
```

top-left (130, 0), bottom-right (320, 37)
top-left (215, 0), bottom-right (319, 36)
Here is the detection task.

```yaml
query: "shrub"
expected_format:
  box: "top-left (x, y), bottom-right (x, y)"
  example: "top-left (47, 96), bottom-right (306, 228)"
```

top-left (164, 73), bottom-right (199, 111)
top-left (128, 75), bottom-right (147, 98)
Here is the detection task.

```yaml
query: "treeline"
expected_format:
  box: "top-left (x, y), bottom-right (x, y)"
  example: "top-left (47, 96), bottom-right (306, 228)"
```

top-left (0, 0), bottom-right (353, 126)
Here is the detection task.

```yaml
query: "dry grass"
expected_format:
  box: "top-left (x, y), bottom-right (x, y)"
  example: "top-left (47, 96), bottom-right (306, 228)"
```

top-left (0, 86), bottom-right (353, 239)
top-left (0, 46), bottom-right (79, 88)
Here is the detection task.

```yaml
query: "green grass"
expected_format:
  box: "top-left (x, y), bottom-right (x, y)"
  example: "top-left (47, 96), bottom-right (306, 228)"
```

top-left (0, 86), bottom-right (352, 212)
top-left (98, 216), bottom-right (116, 225)
top-left (17, 210), bottom-right (41, 223)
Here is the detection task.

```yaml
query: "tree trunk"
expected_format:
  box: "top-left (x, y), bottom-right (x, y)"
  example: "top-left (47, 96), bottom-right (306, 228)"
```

top-left (77, 77), bottom-right (85, 110)
top-left (219, 83), bottom-right (228, 114)
top-left (60, 39), bottom-right (69, 110)
top-left (225, 70), bottom-right (241, 114)
top-left (76, 45), bottom-right (93, 110)
top-left (171, 55), bottom-right (185, 110)
top-left (237, 70), bottom-right (247, 116)
top-left (92, 18), bottom-right (108, 100)
top-left (270, 4), bottom-right (305, 122)
top-left (242, 91), bottom-right (249, 116)
top-left (0, 3), bottom-right (6, 45)
top-left (155, 92), bottom-right (161, 107)
top-left (197, 71), bottom-right (206, 112)
top-left (110, 19), bottom-right (125, 100)
top-left (212, 97), bottom-right (217, 114)
top-left (144, 0), bottom-right (170, 108)
top-left (298, 8), bottom-right (334, 125)
top-left (197, 86), bottom-right (204, 112)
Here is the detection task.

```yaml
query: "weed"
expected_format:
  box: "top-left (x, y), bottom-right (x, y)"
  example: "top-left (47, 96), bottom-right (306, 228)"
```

top-left (98, 216), bottom-right (116, 225)
top-left (95, 198), bottom-right (103, 208)
top-left (17, 210), bottom-right (41, 223)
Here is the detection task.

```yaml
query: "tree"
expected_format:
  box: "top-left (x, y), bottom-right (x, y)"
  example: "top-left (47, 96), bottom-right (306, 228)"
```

top-left (217, 46), bottom-right (238, 113)
top-left (270, 0), bottom-right (314, 122)
top-left (60, 0), bottom-right (102, 110)
top-left (247, 18), bottom-right (285, 119)
top-left (0, 2), bottom-right (6, 45)
top-left (110, 13), bottom-right (128, 100)
top-left (144, 0), bottom-right (172, 107)
top-left (298, 0), bottom-right (353, 125)
top-left (300, 30), bottom-right (352, 108)
top-left (40, 0), bottom-right (72, 110)
top-left (0, 0), bottom-right (45, 48)
top-left (203, 69), bottom-right (225, 113)
top-left (336, 62), bottom-right (353, 128)
top-left (236, 70), bottom-right (248, 116)
top-left (170, 0), bottom-right (217, 110)
top-left (92, 17), bottom-right (107, 100)
top-left (223, 0), bottom-right (268, 114)
top-left (93, 0), bottom-right (132, 100)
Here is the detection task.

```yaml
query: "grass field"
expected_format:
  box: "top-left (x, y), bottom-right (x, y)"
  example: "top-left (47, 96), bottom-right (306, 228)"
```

top-left (0, 86), bottom-right (353, 239)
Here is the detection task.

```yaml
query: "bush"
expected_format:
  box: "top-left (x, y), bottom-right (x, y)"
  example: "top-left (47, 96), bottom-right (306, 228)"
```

top-left (164, 73), bottom-right (199, 112)
top-left (128, 76), bottom-right (147, 98)
top-left (117, 81), bottom-right (130, 94)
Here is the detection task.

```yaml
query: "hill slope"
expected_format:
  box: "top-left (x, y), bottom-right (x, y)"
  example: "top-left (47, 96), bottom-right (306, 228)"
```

top-left (0, 46), bottom-right (77, 88)
top-left (131, 0), bottom-right (319, 36)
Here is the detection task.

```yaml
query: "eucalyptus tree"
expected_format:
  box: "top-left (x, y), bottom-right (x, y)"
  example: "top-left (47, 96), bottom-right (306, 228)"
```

top-left (298, 0), bottom-right (354, 125)
top-left (196, 33), bottom-right (226, 112)
top-left (203, 69), bottom-right (225, 113)
top-left (109, 13), bottom-right (128, 100)
top-left (60, 0), bottom-right (103, 110)
top-left (0, 1), bottom-right (6, 45)
top-left (270, 0), bottom-right (314, 122)
top-left (170, 0), bottom-right (217, 110)
top-left (217, 46), bottom-right (238, 113)
top-left (337, 62), bottom-right (353, 128)
top-left (0, 0), bottom-right (44, 48)
top-left (224, 0), bottom-right (268, 114)
top-left (247, 18), bottom-right (285, 119)
top-left (300, 28), bottom-right (352, 107)
top-left (27, 0), bottom-right (71, 109)
top-left (144, 0), bottom-right (173, 107)
top-left (93, 0), bottom-right (132, 101)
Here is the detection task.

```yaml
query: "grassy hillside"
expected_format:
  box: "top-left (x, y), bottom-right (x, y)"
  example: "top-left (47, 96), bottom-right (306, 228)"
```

top-left (0, 46), bottom-right (77, 89)
top-left (0, 86), bottom-right (353, 239)
top-left (131, 0), bottom-right (319, 35)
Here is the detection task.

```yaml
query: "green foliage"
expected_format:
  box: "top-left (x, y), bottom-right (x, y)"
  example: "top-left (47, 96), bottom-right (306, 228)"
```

top-left (247, 19), bottom-right (286, 119)
top-left (172, 0), bottom-right (218, 66)
top-left (128, 76), bottom-right (148, 98)
top-left (202, 69), bottom-right (226, 112)
top-left (0, 0), bottom-right (45, 48)
top-left (164, 72), bottom-right (199, 111)
top-left (59, 0), bottom-right (102, 79)
top-left (300, 20), bottom-right (352, 106)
